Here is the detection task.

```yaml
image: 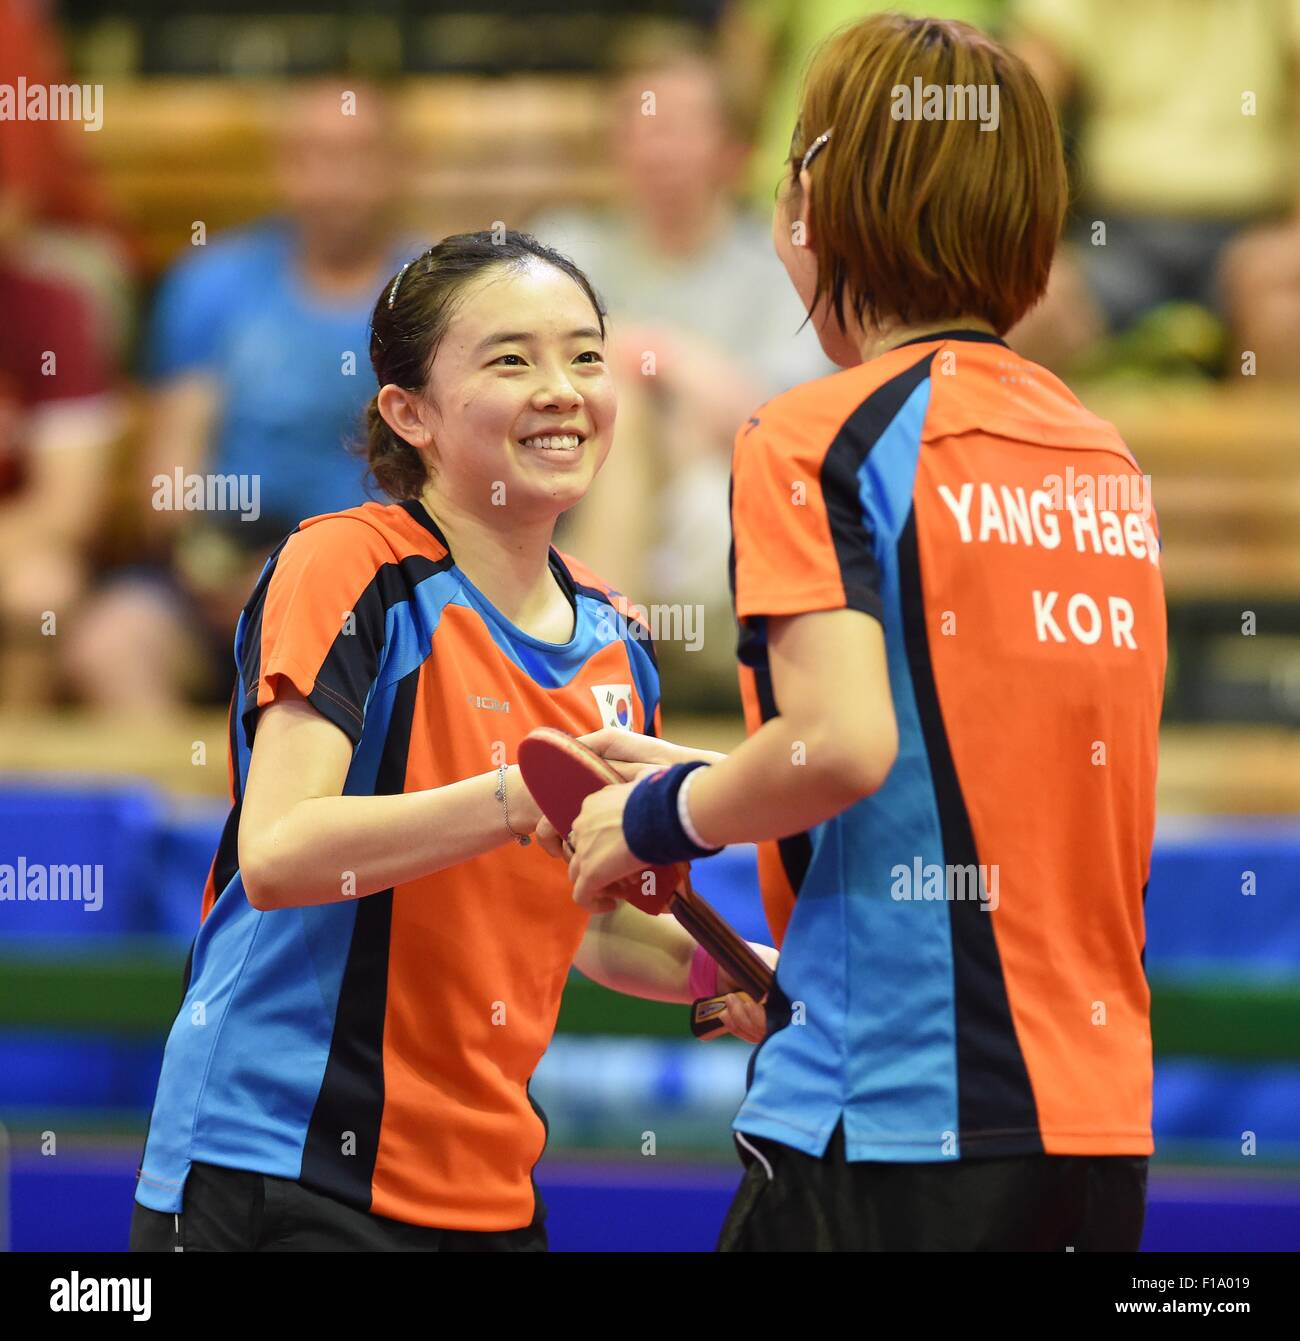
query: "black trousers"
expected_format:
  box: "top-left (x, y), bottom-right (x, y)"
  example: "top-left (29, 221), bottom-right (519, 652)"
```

top-left (130, 1161), bottom-right (547, 1253)
top-left (718, 1126), bottom-right (1148, 1252)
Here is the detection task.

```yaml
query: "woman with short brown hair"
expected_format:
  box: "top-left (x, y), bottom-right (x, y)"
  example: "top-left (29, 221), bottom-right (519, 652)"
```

top-left (566, 14), bottom-right (1166, 1252)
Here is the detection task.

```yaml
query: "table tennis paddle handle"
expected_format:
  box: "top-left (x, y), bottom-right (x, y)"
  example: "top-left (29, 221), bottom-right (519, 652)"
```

top-left (690, 994), bottom-right (732, 1040)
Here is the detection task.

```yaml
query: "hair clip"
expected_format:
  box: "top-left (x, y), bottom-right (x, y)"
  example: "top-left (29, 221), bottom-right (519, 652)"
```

top-left (386, 259), bottom-right (416, 310)
top-left (800, 128), bottom-right (833, 174)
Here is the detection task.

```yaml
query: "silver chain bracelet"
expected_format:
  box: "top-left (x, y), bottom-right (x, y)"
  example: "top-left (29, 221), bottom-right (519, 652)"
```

top-left (496, 765), bottom-right (531, 846)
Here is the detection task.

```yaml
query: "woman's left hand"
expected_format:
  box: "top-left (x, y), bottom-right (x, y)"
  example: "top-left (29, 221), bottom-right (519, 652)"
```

top-left (709, 943), bottom-right (779, 1044)
top-left (706, 991), bottom-right (768, 1045)
top-left (568, 781), bottom-right (643, 912)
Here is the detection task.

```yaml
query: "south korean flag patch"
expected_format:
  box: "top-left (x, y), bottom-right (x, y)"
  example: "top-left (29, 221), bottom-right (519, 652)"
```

top-left (590, 684), bottom-right (634, 731)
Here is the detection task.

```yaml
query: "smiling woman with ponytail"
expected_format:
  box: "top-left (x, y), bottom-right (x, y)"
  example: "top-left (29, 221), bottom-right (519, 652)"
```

top-left (129, 229), bottom-right (773, 1253)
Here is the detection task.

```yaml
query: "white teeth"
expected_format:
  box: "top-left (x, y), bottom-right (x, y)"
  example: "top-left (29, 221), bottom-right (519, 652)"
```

top-left (521, 434), bottom-right (581, 450)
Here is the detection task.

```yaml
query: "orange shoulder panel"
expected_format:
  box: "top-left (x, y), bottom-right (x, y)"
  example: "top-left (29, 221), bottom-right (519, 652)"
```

top-left (730, 363), bottom-right (909, 621)
top-left (254, 506), bottom-right (415, 710)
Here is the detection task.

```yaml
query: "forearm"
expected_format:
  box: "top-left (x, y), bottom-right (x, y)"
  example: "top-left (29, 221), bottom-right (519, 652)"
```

top-left (574, 901), bottom-right (697, 1003)
top-left (591, 727), bottom-right (728, 770)
top-left (655, 741), bottom-right (728, 767)
top-left (142, 376), bottom-right (217, 540)
top-left (1, 433), bottom-right (113, 553)
top-left (685, 714), bottom-right (876, 848)
top-left (677, 614), bottom-right (896, 848)
top-left (241, 765), bottom-right (537, 909)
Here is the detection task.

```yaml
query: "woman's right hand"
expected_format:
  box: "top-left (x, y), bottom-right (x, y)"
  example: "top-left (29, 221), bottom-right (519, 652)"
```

top-left (534, 813), bottom-right (567, 862)
top-left (576, 728), bottom-right (726, 771)
top-left (530, 731), bottom-right (727, 863)
top-left (533, 813), bottom-right (647, 919)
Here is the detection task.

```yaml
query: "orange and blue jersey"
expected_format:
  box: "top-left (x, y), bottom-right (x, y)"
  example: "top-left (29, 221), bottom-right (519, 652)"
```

top-left (135, 499), bottom-right (659, 1231)
top-left (729, 331), bottom-right (1166, 1162)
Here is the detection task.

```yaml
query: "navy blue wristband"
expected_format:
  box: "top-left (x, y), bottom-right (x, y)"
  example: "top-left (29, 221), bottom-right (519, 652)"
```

top-left (622, 761), bottom-right (722, 865)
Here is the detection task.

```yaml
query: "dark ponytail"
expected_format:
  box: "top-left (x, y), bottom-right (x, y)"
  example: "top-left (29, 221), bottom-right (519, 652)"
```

top-left (362, 397), bottom-right (428, 501)
top-left (359, 229), bottom-right (607, 501)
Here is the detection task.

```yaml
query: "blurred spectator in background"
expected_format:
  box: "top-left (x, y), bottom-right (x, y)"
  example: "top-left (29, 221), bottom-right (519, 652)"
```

top-left (0, 158), bottom-right (121, 708)
top-left (65, 80), bottom-right (412, 713)
top-left (534, 28), bottom-right (831, 710)
top-left (0, 0), bottom-right (135, 359)
top-left (721, 0), bottom-right (1007, 203)
top-left (1006, 0), bottom-right (1300, 380)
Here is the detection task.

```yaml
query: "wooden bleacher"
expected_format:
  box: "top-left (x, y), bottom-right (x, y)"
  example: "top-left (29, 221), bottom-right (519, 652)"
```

top-left (1081, 384), bottom-right (1300, 602)
top-left (84, 78), bottom-right (616, 275)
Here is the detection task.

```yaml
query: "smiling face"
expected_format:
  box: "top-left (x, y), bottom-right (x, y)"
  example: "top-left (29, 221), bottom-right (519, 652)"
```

top-left (387, 259), bottom-right (616, 524)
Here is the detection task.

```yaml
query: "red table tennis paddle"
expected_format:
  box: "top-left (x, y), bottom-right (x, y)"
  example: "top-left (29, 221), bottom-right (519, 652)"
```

top-left (517, 727), bottom-right (677, 916)
top-left (517, 727), bottom-right (774, 1039)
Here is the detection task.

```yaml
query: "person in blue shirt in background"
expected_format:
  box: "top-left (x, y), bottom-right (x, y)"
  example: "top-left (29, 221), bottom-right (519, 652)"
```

top-left (68, 80), bottom-right (414, 712)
